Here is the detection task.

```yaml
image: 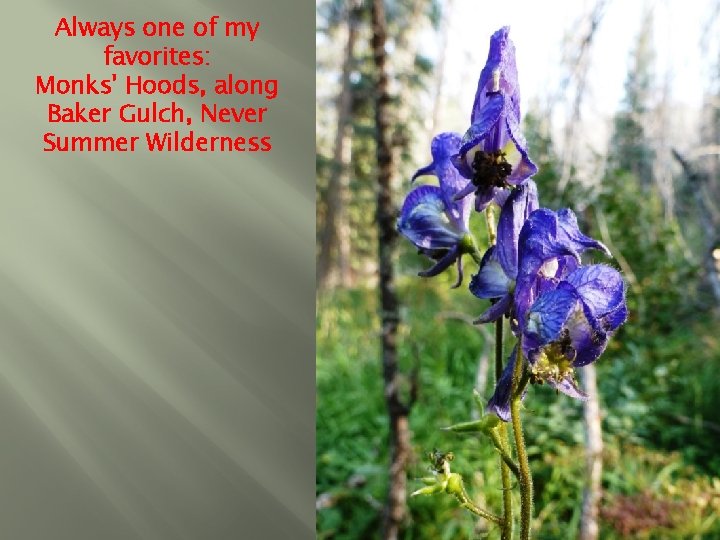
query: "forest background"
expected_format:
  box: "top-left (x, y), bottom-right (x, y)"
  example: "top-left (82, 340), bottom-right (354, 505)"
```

top-left (316, 1), bottom-right (720, 538)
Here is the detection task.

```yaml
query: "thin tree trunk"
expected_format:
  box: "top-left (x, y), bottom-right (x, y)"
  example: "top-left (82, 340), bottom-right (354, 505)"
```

top-left (371, 1), bottom-right (410, 539)
top-left (580, 364), bottom-right (603, 540)
top-left (318, 1), bottom-right (361, 290)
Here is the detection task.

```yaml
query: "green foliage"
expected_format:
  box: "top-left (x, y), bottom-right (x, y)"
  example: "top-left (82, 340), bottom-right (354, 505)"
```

top-left (317, 285), bottom-right (720, 538)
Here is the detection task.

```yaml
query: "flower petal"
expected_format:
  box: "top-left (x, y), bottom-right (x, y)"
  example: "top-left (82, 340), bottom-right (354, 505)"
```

top-left (599, 302), bottom-right (628, 333)
top-left (469, 246), bottom-right (512, 298)
top-left (419, 245), bottom-right (460, 278)
top-left (496, 180), bottom-right (539, 278)
top-left (556, 209), bottom-right (611, 257)
top-left (397, 186), bottom-right (463, 250)
top-left (566, 264), bottom-right (626, 318)
top-left (411, 162), bottom-right (435, 182)
top-left (473, 292), bottom-right (512, 324)
top-left (547, 375), bottom-right (587, 400)
top-left (459, 92), bottom-right (505, 157)
top-left (505, 113), bottom-right (538, 185)
top-left (566, 299), bottom-right (608, 367)
top-left (486, 346), bottom-right (519, 422)
top-left (524, 287), bottom-right (578, 349)
top-left (471, 27), bottom-right (520, 124)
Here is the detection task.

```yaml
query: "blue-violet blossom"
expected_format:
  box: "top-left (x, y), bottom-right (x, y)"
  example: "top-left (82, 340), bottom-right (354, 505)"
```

top-left (453, 27), bottom-right (537, 212)
top-left (469, 180), bottom-right (539, 323)
top-left (397, 132), bottom-right (474, 287)
top-left (485, 209), bottom-right (627, 420)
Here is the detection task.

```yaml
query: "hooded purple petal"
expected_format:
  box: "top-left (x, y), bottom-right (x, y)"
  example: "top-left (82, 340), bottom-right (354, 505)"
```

top-left (459, 93), bottom-right (505, 157)
top-left (566, 265), bottom-right (626, 319)
top-left (496, 180), bottom-right (539, 278)
top-left (469, 246), bottom-right (513, 299)
top-left (455, 26), bottom-right (532, 214)
top-left (556, 209), bottom-right (611, 257)
top-left (471, 27), bottom-right (520, 124)
top-left (413, 132), bottom-right (469, 230)
top-left (397, 185), bottom-right (465, 250)
top-left (514, 208), bottom-right (612, 327)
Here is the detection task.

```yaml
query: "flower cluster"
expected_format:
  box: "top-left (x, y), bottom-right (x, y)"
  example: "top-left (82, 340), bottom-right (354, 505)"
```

top-left (397, 27), bottom-right (627, 420)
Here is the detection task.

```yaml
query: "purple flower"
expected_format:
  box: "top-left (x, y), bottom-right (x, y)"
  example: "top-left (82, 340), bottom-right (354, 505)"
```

top-left (453, 27), bottom-right (537, 212)
top-left (513, 208), bottom-right (610, 331)
top-left (398, 133), bottom-right (473, 286)
top-left (469, 181), bottom-right (539, 323)
top-left (522, 264), bottom-right (627, 398)
top-left (486, 264), bottom-right (627, 419)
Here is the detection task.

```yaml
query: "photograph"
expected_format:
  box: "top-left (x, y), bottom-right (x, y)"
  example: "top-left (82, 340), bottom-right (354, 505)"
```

top-left (316, 1), bottom-right (720, 538)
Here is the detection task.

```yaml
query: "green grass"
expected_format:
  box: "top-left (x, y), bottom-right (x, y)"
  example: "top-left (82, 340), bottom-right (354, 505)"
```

top-left (317, 283), bottom-right (720, 539)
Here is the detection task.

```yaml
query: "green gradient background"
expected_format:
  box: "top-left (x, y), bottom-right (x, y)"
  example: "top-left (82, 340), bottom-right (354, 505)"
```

top-left (0, 1), bottom-right (314, 538)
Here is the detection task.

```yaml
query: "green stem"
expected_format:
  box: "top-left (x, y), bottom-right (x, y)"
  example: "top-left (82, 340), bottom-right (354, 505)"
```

top-left (511, 345), bottom-right (533, 540)
top-left (495, 315), bottom-right (504, 382)
top-left (494, 318), bottom-right (513, 540)
top-left (460, 501), bottom-right (503, 525)
top-left (485, 205), bottom-right (497, 245)
top-left (489, 428), bottom-right (520, 479)
top-left (451, 475), bottom-right (503, 524)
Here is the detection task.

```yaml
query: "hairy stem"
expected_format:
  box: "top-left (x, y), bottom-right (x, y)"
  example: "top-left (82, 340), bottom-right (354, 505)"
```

top-left (511, 345), bottom-right (533, 540)
top-left (489, 428), bottom-right (520, 479)
top-left (494, 319), bottom-right (513, 540)
top-left (451, 477), bottom-right (502, 525)
top-left (460, 502), bottom-right (502, 524)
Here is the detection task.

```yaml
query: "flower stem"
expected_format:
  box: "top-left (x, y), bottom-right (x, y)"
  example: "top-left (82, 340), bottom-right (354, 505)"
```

top-left (489, 429), bottom-right (520, 478)
top-left (459, 500), bottom-right (503, 524)
top-left (485, 205), bottom-right (497, 245)
top-left (494, 318), bottom-right (513, 540)
top-left (511, 345), bottom-right (533, 540)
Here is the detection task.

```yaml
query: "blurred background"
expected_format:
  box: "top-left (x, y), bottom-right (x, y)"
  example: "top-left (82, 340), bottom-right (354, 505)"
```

top-left (316, 0), bottom-right (720, 538)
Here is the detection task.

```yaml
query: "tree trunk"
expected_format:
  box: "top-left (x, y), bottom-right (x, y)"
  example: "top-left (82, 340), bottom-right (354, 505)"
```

top-left (317, 0), bottom-right (361, 290)
top-left (580, 364), bottom-right (603, 540)
top-left (371, 1), bottom-right (410, 539)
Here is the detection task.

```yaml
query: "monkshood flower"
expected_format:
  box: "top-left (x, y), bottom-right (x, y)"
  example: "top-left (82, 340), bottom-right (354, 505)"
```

top-left (486, 265), bottom-right (626, 419)
top-left (522, 264), bottom-right (627, 397)
top-left (469, 180), bottom-right (539, 323)
top-left (513, 208), bottom-right (611, 331)
top-left (453, 27), bottom-right (537, 212)
top-left (485, 210), bottom-right (627, 420)
top-left (398, 133), bottom-right (474, 287)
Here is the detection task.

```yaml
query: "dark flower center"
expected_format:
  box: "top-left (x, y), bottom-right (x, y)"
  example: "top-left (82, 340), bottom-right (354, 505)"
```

top-left (471, 150), bottom-right (512, 189)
